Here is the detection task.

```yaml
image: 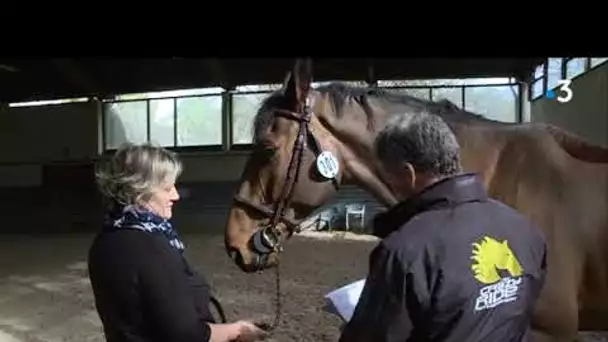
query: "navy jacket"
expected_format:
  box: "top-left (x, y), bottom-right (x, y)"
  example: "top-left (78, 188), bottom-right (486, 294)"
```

top-left (339, 173), bottom-right (547, 342)
top-left (88, 229), bottom-right (215, 342)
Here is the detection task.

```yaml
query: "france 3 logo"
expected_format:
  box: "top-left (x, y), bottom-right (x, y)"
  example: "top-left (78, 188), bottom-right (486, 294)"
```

top-left (546, 79), bottom-right (573, 103)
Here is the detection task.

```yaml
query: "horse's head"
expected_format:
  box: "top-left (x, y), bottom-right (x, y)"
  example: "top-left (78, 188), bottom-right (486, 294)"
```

top-left (224, 59), bottom-right (351, 272)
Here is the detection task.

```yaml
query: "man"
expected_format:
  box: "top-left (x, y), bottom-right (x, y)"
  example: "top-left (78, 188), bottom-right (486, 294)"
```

top-left (338, 112), bottom-right (547, 342)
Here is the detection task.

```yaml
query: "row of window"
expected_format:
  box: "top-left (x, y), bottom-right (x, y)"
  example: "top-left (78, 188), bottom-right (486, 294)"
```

top-left (102, 78), bottom-right (521, 151)
top-left (529, 57), bottom-right (608, 101)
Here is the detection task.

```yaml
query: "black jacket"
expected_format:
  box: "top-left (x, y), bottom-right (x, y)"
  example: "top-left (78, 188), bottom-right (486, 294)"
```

top-left (88, 228), bottom-right (215, 342)
top-left (339, 173), bottom-right (547, 342)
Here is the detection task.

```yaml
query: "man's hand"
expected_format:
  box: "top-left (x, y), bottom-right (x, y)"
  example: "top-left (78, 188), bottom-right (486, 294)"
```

top-left (234, 320), bottom-right (268, 342)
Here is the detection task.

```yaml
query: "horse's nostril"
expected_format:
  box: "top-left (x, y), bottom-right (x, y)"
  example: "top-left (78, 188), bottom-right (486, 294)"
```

top-left (228, 249), bottom-right (237, 261)
top-left (228, 247), bottom-right (245, 267)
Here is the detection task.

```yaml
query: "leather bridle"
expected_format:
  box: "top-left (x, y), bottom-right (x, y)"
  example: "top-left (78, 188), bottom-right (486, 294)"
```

top-left (230, 95), bottom-right (341, 332)
top-left (232, 97), bottom-right (340, 257)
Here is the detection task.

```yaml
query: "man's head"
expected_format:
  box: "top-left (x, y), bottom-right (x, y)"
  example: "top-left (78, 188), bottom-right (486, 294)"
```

top-left (374, 111), bottom-right (462, 201)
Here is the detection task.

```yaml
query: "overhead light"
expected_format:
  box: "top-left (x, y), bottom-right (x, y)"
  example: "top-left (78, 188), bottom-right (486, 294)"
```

top-left (0, 64), bottom-right (18, 73)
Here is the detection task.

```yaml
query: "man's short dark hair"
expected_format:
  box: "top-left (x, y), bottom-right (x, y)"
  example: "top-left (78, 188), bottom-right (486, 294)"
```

top-left (375, 112), bottom-right (462, 177)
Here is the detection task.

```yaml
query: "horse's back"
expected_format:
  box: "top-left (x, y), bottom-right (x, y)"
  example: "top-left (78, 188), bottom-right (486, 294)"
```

top-left (485, 122), bottom-right (608, 333)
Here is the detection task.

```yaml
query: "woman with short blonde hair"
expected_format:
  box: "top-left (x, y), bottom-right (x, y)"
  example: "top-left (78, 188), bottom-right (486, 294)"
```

top-left (88, 142), bottom-right (266, 342)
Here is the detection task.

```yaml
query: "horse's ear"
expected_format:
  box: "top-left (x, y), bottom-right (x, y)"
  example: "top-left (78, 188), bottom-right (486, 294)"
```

top-left (284, 58), bottom-right (313, 105)
top-left (282, 71), bottom-right (293, 91)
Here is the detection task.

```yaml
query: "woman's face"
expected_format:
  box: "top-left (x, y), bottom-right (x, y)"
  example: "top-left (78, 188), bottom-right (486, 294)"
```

top-left (142, 180), bottom-right (180, 219)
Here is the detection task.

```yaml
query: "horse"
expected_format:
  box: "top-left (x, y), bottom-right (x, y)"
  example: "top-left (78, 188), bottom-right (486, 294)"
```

top-left (223, 59), bottom-right (608, 341)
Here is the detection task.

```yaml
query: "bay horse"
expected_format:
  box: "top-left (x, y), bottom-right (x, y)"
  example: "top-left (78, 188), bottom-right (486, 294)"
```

top-left (223, 59), bottom-right (608, 341)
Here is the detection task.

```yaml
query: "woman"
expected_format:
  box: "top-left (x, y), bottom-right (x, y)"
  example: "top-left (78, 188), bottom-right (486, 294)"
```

top-left (88, 142), bottom-right (266, 342)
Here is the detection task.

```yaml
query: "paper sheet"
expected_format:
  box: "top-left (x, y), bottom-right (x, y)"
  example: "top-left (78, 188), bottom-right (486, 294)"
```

top-left (323, 278), bottom-right (366, 322)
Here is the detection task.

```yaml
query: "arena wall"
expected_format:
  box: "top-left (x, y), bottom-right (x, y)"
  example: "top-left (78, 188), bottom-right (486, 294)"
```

top-left (0, 101), bottom-right (378, 234)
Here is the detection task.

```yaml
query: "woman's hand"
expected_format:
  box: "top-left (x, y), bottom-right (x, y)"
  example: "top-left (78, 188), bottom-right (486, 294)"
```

top-left (234, 320), bottom-right (268, 341)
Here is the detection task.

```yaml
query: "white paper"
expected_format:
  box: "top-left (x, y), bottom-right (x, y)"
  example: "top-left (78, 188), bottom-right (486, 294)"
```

top-left (323, 278), bottom-right (366, 322)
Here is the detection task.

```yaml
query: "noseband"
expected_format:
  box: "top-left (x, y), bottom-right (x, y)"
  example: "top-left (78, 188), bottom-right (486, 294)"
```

top-left (233, 99), bottom-right (340, 256)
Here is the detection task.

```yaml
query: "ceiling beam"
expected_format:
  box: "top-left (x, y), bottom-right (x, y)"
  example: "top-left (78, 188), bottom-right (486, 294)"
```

top-left (51, 59), bottom-right (100, 97)
top-left (0, 58), bottom-right (545, 103)
top-left (202, 58), bottom-right (230, 89)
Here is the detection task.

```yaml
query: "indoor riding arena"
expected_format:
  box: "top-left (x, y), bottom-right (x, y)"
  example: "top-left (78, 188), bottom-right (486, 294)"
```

top-left (0, 58), bottom-right (606, 342)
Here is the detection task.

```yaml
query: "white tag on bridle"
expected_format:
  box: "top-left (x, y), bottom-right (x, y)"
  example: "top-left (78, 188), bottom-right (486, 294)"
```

top-left (316, 151), bottom-right (340, 179)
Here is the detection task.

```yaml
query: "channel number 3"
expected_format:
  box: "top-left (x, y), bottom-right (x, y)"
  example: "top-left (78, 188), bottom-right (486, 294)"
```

top-left (556, 79), bottom-right (574, 103)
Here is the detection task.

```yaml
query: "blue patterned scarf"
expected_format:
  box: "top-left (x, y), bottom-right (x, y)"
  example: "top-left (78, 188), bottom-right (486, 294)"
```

top-left (104, 204), bottom-right (185, 252)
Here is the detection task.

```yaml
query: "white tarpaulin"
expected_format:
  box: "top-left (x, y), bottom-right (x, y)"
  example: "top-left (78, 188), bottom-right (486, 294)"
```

top-left (323, 278), bottom-right (366, 322)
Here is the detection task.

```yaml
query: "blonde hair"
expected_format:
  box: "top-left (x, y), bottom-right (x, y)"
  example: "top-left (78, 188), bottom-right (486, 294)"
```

top-left (96, 142), bottom-right (182, 206)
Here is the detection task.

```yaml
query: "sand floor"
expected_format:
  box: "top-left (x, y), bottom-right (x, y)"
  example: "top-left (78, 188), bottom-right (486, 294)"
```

top-left (0, 232), bottom-right (604, 342)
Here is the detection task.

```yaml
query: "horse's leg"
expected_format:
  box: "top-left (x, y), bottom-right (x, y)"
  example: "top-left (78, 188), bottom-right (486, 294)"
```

top-left (528, 329), bottom-right (579, 342)
top-left (527, 301), bottom-right (579, 342)
top-left (527, 256), bottom-right (580, 342)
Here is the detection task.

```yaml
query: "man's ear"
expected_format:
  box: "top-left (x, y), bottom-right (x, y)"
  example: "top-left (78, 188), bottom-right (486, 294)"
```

top-left (403, 162), bottom-right (417, 189)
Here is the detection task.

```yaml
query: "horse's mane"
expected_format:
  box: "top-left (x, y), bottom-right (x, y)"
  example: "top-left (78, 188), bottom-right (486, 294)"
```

top-left (252, 82), bottom-right (608, 164)
top-left (314, 82), bottom-right (507, 126)
top-left (253, 82), bottom-right (497, 142)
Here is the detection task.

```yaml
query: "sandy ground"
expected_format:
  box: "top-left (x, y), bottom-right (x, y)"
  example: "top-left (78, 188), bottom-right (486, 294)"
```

top-left (0, 232), bottom-right (605, 342)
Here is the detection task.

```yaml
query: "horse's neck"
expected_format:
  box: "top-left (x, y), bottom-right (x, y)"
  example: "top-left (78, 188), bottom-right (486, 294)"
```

top-left (317, 102), bottom-right (506, 208)
top-left (316, 105), bottom-right (397, 207)
top-left (443, 119), bottom-right (510, 188)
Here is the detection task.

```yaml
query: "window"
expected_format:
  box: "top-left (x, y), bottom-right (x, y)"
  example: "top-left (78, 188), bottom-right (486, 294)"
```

top-left (378, 78), bottom-right (512, 87)
top-left (104, 101), bottom-right (147, 150)
top-left (565, 58), bottom-right (586, 79)
top-left (591, 57), bottom-right (608, 68)
top-left (232, 92), bottom-right (272, 145)
top-left (464, 85), bottom-right (518, 123)
top-left (432, 87), bottom-right (463, 108)
top-left (384, 87), bottom-right (431, 100)
top-left (533, 63), bottom-right (544, 80)
top-left (531, 79), bottom-right (544, 100)
top-left (103, 94), bottom-right (223, 150)
top-left (312, 80), bottom-right (368, 88)
top-left (235, 84), bottom-right (282, 92)
top-left (529, 61), bottom-right (545, 100)
top-left (378, 80), bottom-right (432, 87)
top-left (547, 58), bottom-right (563, 90)
top-left (149, 99), bottom-right (175, 147)
top-left (112, 87), bottom-right (224, 101)
top-left (176, 95), bottom-right (223, 146)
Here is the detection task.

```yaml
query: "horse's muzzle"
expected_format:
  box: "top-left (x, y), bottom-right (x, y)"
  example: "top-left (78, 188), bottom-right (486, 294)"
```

top-left (251, 252), bottom-right (272, 272)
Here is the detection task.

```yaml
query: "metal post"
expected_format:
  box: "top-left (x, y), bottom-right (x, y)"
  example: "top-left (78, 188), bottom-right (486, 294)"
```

top-left (366, 60), bottom-right (377, 87)
top-left (222, 85), bottom-right (235, 152)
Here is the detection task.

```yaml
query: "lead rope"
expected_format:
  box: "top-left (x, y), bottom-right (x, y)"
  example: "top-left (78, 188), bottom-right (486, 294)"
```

top-left (264, 107), bottom-right (310, 334)
top-left (265, 125), bottom-right (304, 334)
top-left (209, 295), bottom-right (228, 323)
top-left (271, 258), bottom-right (282, 330)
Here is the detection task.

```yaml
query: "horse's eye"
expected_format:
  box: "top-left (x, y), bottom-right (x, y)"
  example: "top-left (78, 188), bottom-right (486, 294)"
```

top-left (256, 144), bottom-right (276, 159)
top-left (264, 146), bottom-right (277, 157)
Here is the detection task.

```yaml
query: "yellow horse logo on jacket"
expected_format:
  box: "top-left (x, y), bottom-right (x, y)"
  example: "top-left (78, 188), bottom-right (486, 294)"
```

top-left (471, 236), bottom-right (523, 285)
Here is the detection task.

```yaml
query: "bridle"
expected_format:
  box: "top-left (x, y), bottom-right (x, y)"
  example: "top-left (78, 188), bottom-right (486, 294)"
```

top-left (231, 95), bottom-right (341, 331)
top-left (233, 95), bottom-right (341, 255)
